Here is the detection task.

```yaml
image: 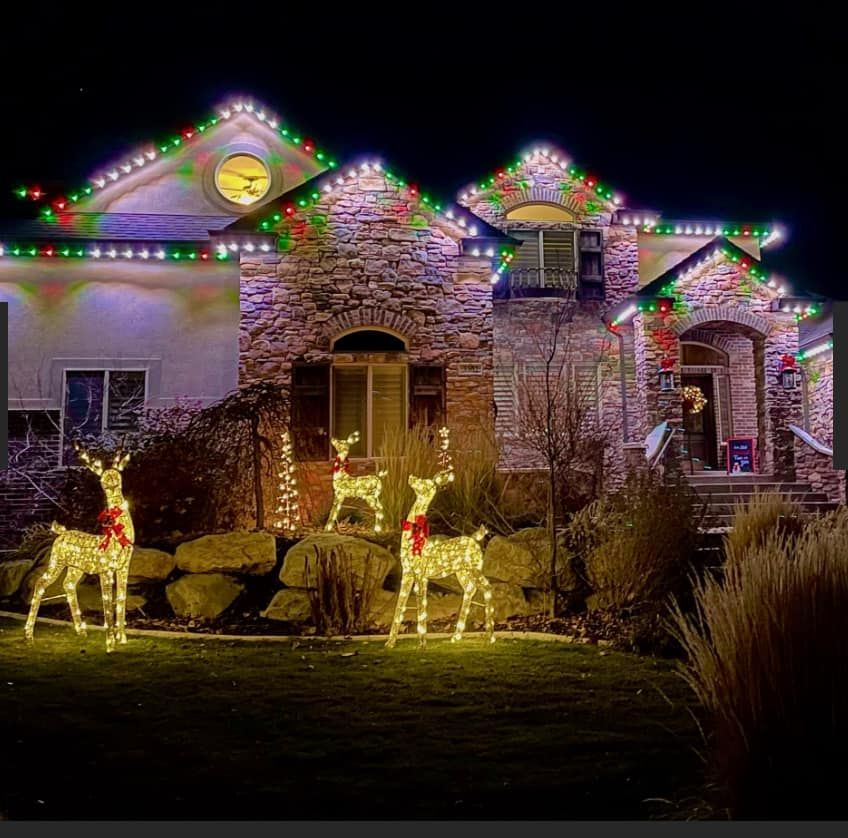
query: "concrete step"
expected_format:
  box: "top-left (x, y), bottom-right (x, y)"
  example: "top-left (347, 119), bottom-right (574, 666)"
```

top-left (701, 501), bottom-right (836, 516)
top-left (691, 491), bottom-right (830, 504)
top-left (702, 505), bottom-right (838, 530)
top-left (689, 484), bottom-right (815, 496)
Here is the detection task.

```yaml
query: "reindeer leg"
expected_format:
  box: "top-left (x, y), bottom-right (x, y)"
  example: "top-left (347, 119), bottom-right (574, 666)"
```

top-left (100, 571), bottom-right (116, 653)
top-left (325, 494), bottom-right (344, 532)
top-left (24, 555), bottom-right (64, 641)
top-left (416, 577), bottom-right (429, 649)
top-left (477, 572), bottom-right (495, 644)
top-left (453, 572), bottom-right (476, 643)
top-left (372, 489), bottom-right (384, 534)
top-left (386, 573), bottom-right (414, 649)
top-left (115, 558), bottom-right (130, 644)
top-left (63, 566), bottom-right (87, 637)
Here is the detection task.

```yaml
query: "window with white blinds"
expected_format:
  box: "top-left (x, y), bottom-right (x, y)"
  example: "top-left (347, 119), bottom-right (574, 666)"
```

top-left (332, 365), bottom-right (407, 458)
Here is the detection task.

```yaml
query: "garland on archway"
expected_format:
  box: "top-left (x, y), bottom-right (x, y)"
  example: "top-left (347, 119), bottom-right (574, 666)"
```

top-left (682, 385), bottom-right (707, 414)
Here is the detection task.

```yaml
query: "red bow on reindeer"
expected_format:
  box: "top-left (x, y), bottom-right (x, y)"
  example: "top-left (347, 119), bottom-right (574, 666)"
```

top-left (97, 506), bottom-right (132, 551)
top-left (402, 515), bottom-right (430, 556)
top-left (332, 457), bottom-right (350, 475)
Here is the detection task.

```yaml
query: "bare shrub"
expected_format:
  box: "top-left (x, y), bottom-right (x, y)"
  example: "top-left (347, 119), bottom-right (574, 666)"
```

top-left (304, 546), bottom-right (382, 636)
top-left (724, 491), bottom-right (802, 566)
top-left (669, 522), bottom-right (848, 818)
top-left (10, 522), bottom-right (56, 567)
top-left (571, 471), bottom-right (703, 612)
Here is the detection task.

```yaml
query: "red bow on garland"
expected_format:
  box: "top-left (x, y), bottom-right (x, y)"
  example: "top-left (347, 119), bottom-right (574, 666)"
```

top-left (97, 506), bottom-right (132, 551)
top-left (332, 457), bottom-right (350, 475)
top-left (402, 515), bottom-right (429, 556)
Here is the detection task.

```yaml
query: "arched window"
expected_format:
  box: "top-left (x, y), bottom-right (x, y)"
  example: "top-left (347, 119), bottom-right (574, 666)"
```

top-left (331, 329), bottom-right (408, 458)
top-left (505, 203), bottom-right (575, 222)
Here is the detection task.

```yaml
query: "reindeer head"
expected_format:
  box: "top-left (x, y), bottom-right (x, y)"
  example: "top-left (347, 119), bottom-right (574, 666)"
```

top-left (408, 468), bottom-right (454, 510)
top-left (75, 443), bottom-right (131, 492)
top-left (330, 430), bottom-right (360, 462)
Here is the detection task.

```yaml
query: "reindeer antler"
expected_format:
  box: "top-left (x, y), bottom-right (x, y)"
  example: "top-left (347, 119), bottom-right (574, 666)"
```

top-left (112, 436), bottom-right (131, 471)
top-left (74, 441), bottom-right (104, 476)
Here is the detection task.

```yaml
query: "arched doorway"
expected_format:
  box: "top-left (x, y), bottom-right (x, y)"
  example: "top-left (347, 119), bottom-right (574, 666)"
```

top-left (679, 341), bottom-right (729, 470)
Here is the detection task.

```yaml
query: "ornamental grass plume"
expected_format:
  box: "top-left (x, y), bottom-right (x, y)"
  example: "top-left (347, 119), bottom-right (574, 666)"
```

top-left (723, 490), bottom-right (801, 566)
top-left (669, 518), bottom-right (848, 819)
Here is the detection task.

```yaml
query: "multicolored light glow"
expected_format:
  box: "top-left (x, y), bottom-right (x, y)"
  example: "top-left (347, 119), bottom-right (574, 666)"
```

top-left (0, 243), bottom-right (232, 261)
top-left (13, 99), bottom-right (336, 209)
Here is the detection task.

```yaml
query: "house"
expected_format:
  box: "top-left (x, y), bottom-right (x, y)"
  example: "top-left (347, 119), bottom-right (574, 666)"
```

top-left (1, 96), bottom-right (841, 545)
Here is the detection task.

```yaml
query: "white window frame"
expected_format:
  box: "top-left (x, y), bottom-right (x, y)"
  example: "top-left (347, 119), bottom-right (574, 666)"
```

top-left (60, 367), bottom-right (149, 464)
top-left (331, 363), bottom-right (408, 459)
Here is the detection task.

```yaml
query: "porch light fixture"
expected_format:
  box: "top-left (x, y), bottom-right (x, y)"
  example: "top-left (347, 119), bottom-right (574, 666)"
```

top-left (658, 357), bottom-right (675, 392)
top-left (780, 354), bottom-right (799, 390)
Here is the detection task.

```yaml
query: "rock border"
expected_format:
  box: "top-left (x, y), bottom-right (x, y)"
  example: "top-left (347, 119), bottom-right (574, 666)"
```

top-left (0, 609), bottom-right (577, 645)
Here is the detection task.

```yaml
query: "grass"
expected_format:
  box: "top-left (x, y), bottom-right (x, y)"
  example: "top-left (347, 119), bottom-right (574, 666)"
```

top-left (0, 617), bottom-right (701, 820)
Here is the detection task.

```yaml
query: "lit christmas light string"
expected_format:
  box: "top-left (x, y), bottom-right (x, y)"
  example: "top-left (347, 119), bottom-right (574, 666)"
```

top-left (797, 339), bottom-right (833, 362)
top-left (386, 428), bottom-right (494, 649)
top-left (325, 431), bottom-right (387, 533)
top-left (25, 446), bottom-right (134, 653)
top-left (616, 216), bottom-right (773, 238)
top-left (458, 146), bottom-right (624, 207)
top-left (13, 99), bottom-right (336, 210)
top-left (274, 430), bottom-right (300, 534)
top-left (254, 160), bottom-right (515, 283)
top-left (0, 243), bottom-right (236, 261)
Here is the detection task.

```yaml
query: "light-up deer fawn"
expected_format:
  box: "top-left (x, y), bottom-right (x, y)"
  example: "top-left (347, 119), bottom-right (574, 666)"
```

top-left (386, 467), bottom-right (494, 649)
top-left (25, 446), bottom-right (134, 652)
top-left (325, 430), bottom-right (387, 532)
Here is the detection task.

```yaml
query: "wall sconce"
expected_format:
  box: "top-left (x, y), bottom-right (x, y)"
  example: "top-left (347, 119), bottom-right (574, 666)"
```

top-left (780, 354), bottom-right (799, 390)
top-left (659, 357), bottom-right (675, 391)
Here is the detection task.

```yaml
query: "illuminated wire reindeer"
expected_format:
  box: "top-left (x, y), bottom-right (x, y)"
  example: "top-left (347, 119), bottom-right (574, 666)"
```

top-left (325, 430), bottom-right (387, 533)
top-left (386, 464), bottom-right (494, 649)
top-left (25, 445), bottom-right (134, 653)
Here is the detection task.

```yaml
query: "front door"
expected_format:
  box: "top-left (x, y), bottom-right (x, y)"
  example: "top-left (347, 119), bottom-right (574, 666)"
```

top-left (682, 374), bottom-right (717, 471)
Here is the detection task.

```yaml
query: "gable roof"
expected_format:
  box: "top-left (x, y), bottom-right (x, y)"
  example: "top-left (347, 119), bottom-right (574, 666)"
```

top-left (13, 97), bottom-right (336, 213)
top-left (457, 144), bottom-right (624, 209)
top-left (636, 238), bottom-right (807, 299)
top-left (799, 307), bottom-right (833, 350)
top-left (226, 159), bottom-right (512, 243)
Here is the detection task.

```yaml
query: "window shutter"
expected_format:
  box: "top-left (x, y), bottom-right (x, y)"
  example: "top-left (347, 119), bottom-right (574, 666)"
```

top-left (493, 354), bottom-right (516, 438)
top-left (371, 366), bottom-right (406, 454)
top-left (107, 371), bottom-right (146, 433)
top-left (292, 364), bottom-right (331, 460)
top-left (410, 365), bottom-right (445, 429)
top-left (578, 230), bottom-right (604, 299)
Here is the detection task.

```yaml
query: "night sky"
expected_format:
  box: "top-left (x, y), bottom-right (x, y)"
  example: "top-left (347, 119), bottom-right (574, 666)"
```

top-left (0, 12), bottom-right (843, 298)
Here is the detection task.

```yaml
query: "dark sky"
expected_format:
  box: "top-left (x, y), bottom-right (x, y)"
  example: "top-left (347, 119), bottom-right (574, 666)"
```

top-left (1, 10), bottom-right (844, 297)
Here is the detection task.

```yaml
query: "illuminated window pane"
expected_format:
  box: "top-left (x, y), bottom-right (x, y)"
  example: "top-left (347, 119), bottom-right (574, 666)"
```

top-left (372, 366), bottom-right (406, 453)
top-left (333, 367), bottom-right (367, 457)
top-left (215, 154), bottom-right (270, 205)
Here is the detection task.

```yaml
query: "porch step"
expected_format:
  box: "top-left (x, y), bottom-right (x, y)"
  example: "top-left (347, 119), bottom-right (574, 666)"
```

top-left (685, 472), bottom-right (837, 531)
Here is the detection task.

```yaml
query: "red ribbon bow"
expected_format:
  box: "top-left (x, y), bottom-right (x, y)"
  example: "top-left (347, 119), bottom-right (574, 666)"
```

top-left (97, 506), bottom-right (133, 551)
top-left (402, 515), bottom-right (429, 556)
top-left (660, 357), bottom-right (674, 371)
top-left (781, 354), bottom-right (797, 369)
top-left (332, 457), bottom-right (350, 475)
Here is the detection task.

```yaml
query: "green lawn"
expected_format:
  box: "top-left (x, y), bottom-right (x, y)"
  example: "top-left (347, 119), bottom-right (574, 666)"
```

top-left (0, 617), bottom-right (702, 820)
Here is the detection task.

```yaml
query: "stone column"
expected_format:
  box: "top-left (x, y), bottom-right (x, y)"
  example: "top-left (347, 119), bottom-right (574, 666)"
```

top-left (761, 317), bottom-right (804, 479)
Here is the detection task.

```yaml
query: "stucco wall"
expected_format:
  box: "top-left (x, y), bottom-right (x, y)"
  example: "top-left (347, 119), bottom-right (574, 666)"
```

top-left (2, 259), bottom-right (240, 409)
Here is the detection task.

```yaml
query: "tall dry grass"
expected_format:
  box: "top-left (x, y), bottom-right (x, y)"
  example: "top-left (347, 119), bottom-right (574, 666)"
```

top-left (723, 490), bottom-right (801, 566)
top-left (670, 517), bottom-right (848, 818)
top-left (377, 422), bottom-right (520, 535)
top-left (570, 471), bottom-right (703, 611)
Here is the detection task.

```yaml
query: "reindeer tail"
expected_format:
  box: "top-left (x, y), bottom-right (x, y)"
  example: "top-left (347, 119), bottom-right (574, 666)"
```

top-left (472, 525), bottom-right (488, 542)
top-left (378, 470), bottom-right (388, 478)
top-left (50, 521), bottom-right (66, 535)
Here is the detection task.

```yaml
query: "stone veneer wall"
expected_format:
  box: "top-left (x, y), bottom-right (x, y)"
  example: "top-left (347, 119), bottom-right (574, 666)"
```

top-left (492, 301), bottom-right (626, 486)
top-left (805, 352), bottom-right (834, 446)
top-left (238, 174), bottom-right (496, 521)
top-left (635, 256), bottom-right (804, 477)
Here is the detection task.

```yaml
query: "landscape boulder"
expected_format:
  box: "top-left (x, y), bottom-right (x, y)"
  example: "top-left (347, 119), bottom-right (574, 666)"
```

top-left (262, 588), bottom-right (312, 623)
top-left (129, 547), bottom-right (175, 582)
top-left (175, 532), bottom-right (276, 575)
top-left (280, 534), bottom-right (395, 588)
top-left (77, 582), bottom-right (146, 614)
top-left (483, 529), bottom-right (546, 587)
top-left (166, 573), bottom-right (244, 619)
top-left (0, 559), bottom-right (35, 598)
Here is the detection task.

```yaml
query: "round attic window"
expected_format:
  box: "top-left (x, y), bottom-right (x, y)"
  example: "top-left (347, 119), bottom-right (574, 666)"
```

top-left (215, 153), bottom-right (271, 205)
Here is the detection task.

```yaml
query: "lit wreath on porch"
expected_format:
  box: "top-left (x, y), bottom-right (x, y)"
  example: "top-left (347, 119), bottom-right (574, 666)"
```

top-left (681, 384), bottom-right (707, 414)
